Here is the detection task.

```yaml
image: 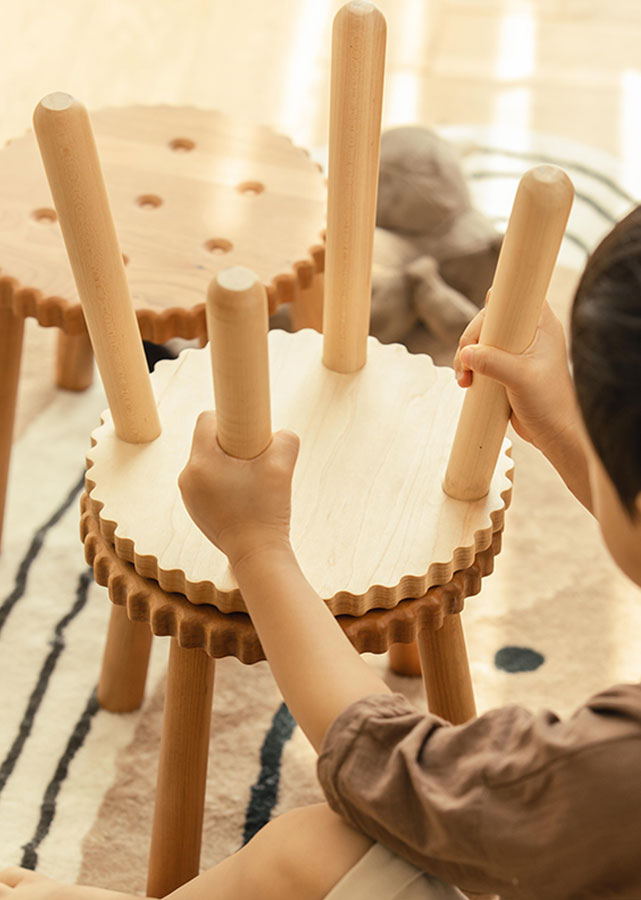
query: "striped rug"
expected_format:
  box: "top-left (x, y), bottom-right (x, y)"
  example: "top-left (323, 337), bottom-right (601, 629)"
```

top-left (1, 129), bottom-right (640, 895)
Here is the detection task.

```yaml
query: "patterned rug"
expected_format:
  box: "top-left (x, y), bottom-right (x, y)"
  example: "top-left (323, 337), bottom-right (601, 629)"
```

top-left (1, 129), bottom-right (640, 895)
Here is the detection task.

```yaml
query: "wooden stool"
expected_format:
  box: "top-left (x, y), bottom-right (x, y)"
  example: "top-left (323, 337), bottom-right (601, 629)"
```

top-left (80, 498), bottom-right (501, 897)
top-left (31, 4), bottom-right (573, 896)
top-left (0, 103), bottom-right (326, 548)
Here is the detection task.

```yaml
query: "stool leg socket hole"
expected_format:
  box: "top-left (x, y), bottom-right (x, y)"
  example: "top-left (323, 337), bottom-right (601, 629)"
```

top-left (236, 181), bottom-right (265, 196)
top-left (204, 238), bottom-right (233, 254)
top-left (136, 194), bottom-right (163, 210)
top-left (32, 207), bottom-right (58, 223)
top-left (169, 137), bottom-right (196, 152)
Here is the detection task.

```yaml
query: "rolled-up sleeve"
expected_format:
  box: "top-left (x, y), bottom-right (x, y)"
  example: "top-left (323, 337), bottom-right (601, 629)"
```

top-left (317, 689), bottom-right (641, 899)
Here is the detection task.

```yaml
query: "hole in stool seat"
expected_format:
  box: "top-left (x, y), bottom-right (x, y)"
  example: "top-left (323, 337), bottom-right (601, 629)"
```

top-left (169, 137), bottom-right (196, 152)
top-left (204, 238), bottom-right (233, 254)
top-left (136, 194), bottom-right (163, 209)
top-left (32, 207), bottom-right (58, 223)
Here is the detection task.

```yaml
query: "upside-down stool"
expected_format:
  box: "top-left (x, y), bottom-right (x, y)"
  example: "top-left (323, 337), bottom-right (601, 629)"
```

top-left (32, 3), bottom-right (573, 897)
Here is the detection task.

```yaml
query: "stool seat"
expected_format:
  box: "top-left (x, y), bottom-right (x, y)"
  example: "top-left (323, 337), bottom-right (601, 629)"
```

top-left (85, 329), bottom-right (513, 615)
top-left (0, 105), bottom-right (326, 338)
top-left (81, 495), bottom-right (501, 661)
top-left (0, 104), bottom-right (327, 549)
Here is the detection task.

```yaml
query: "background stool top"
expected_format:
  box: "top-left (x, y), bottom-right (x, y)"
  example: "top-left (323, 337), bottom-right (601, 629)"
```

top-left (0, 105), bottom-right (326, 339)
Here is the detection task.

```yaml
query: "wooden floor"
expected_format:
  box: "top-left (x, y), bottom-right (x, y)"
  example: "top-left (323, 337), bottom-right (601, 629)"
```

top-left (2, 0), bottom-right (640, 436)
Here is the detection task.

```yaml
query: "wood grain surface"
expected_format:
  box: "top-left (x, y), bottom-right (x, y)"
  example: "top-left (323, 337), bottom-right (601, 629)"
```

top-left (85, 329), bottom-right (512, 615)
top-left (0, 104), bottom-right (326, 340)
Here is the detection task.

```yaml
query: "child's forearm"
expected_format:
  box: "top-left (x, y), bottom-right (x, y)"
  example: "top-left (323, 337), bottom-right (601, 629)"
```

top-left (233, 545), bottom-right (392, 753)
top-left (537, 423), bottom-right (593, 512)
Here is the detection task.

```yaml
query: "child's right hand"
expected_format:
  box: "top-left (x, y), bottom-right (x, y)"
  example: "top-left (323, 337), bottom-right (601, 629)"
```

top-left (453, 299), bottom-right (580, 453)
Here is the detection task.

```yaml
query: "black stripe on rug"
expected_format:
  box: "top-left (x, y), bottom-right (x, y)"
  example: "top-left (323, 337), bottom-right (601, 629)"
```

top-left (242, 702), bottom-right (297, 845)
top-left (0, 568), bottom-right (94, 798)
top-left (0, 470), bottom-right (85, 636)
top-left (470, 144), bottom-right (638, 204)
top-left (469, 170), bottom-right (619, 226)
top-left (489, 215), bottom-right (591, 257)
top-left (20, 685), bottom-right (100, 870)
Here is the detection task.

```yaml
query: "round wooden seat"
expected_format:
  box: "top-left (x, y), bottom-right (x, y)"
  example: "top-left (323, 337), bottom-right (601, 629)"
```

top-left (81, 495), bottom-right (502, 662)
top-left (0, 104), bottom-right (326, 338)
top-left (85, 329), bottom-right (513, 616)
top-left (0, 104), bottom-right (326, 550)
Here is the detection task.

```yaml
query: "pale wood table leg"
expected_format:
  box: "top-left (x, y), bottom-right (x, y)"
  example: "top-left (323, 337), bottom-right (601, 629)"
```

top-left (147, 639), bottom-right (215, 898)
top-left (0, 303), bottom-right (25, 551)
top-left (417, 613), bottom-right (477, 724)
top-left (97, 605), bottom-right (153, 712)
top-left (56, 329), bottom-right (95, 391)
top-left (388, 642), bottom-right (422, 677)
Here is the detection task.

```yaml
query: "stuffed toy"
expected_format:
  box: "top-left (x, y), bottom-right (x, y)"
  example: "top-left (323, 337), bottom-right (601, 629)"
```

top-left (370, 126), bottom-right (502, 356)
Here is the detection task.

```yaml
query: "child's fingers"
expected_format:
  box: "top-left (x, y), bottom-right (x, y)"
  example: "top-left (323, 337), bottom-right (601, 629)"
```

top-left (273, 430), bottom-right (300, 469)
top-left (459, 342), bottom-right (525, 392)
top-left (453, 307), bottom-right (486, 385)
top-left (0, 867), bottom-right (44, 887)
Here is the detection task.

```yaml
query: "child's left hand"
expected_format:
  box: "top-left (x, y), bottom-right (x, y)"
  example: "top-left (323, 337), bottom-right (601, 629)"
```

top-left (0, 867), bottom-right (134, 900)
top-left (178, 411), bottom-right (300, 569)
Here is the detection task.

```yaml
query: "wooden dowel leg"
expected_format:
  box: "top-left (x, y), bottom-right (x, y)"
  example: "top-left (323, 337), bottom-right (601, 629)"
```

top-left (417, 613), bottom-right (476, 725)
top-left (443, 166), bottom-right (573, 501)
top-left (0, 302), bottom-right (25, 552)
top-left (147, 640), bottom-right (215, 898)
top-left (207, 267), bottom-right (272, 459)
top-left (33, 93), bottom-right (160, 443)
top-left (322, 2), bottom-right (386, 373)
top-left (55, 329), bottom-right (94, 391)
top-left (97, 605), bottom-right (153, 712)
top-left (388, 641), bottom-right (422, 677)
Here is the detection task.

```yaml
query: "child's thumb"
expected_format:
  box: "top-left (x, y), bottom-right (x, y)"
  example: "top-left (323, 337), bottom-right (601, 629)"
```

top-left (459, 343), bottom-right (523, 391)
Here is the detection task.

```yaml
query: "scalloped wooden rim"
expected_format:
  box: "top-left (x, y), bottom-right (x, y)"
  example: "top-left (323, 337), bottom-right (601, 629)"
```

top-left (84, 396), bottom-right (513, 617)
top-left (0, 103), bottom-right (327, 337)
top-left (80, 496), bottom-right (501, 663)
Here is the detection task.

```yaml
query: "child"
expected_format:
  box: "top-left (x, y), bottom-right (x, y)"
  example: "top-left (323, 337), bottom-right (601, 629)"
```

top-left (2, 209), bottom-right (640, 900)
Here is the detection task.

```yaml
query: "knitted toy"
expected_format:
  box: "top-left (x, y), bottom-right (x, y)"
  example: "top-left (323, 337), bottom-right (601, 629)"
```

top-left (370, 126), bottom-right (502, 355)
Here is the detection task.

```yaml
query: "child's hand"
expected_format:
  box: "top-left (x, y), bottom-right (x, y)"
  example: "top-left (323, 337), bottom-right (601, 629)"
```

top-left (179, 412), bottom-right (300, 569)
top-left (0, 866), bottom-right (134, 899)
top-left (453, 299), bottom-right (579, 452)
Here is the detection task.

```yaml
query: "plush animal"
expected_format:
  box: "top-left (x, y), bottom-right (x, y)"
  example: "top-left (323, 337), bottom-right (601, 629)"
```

top-left (370, 126), bottom-right (502, 354)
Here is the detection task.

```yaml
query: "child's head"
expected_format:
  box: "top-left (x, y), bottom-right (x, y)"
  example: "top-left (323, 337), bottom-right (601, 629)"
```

top-left (571, 206), bottom-right (641, 584)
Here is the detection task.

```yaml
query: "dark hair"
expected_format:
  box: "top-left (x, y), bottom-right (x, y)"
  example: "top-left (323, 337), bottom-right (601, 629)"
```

top-left (571, 206), bottom-right (641, 516)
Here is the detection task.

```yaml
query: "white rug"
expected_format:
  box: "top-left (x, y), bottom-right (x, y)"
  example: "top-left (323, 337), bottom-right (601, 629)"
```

top-left (1, 130), bottom-right (640, 894)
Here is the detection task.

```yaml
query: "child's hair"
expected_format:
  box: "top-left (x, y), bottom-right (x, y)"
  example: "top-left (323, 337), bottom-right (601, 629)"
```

top-left (571, 206), bottom-right (641, 516)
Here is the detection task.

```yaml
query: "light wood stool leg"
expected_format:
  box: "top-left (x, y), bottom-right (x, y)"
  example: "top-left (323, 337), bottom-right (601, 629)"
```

top-left (97, 605), bottom-right (153, 712)
top-left (388, 642), bottom-right (422, 677)
top-left (56, 329), bottom-right (94, 391)
top-left (417, 613), bottom-right (477, 724)
top-left (0, 303), bottom-right (25, 552)
top-left (147, 639), bottom-right (215, 898)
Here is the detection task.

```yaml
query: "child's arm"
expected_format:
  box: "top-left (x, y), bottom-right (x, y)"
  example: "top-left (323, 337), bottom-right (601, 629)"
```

top-left (453, 300), bottom-right (593, 511)
top-left (178, 414), bottom-right (392, 754)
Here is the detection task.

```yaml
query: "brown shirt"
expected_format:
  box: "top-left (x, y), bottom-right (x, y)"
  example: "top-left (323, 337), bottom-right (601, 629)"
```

top-left (317, 687), bottom-right (641, 899)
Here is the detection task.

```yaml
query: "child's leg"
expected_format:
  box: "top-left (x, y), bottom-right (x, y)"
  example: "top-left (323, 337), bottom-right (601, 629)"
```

top-left (168, 802), bottom-right (374, 900)
top-left (0, 803), bottom-right (373, 900)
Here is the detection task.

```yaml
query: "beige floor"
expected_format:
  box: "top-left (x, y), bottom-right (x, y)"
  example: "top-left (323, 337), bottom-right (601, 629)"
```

top-left (2, 0), bottom-right (640, 436)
